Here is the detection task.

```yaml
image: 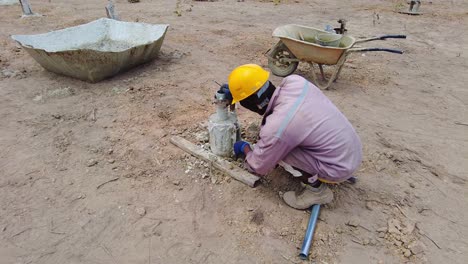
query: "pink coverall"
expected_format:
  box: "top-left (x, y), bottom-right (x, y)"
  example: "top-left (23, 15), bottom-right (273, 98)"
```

top-left (245, 75), bottom-right (362, 182)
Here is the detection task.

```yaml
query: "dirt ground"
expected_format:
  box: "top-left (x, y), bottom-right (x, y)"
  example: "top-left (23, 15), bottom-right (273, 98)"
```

top-left (1, 0), bottom-right (467, 263)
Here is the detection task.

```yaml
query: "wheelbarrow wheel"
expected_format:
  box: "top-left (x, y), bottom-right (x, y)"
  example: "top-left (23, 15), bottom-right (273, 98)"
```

top-left (268, 42), bottom-right (299, 77)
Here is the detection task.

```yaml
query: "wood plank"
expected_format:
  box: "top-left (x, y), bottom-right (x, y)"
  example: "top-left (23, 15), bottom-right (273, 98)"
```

top-left (170, 136), bottom-right (260, 187)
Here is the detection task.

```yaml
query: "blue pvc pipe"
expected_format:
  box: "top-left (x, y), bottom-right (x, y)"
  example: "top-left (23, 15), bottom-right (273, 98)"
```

top-left (299, 204), bottom-right (321, 260)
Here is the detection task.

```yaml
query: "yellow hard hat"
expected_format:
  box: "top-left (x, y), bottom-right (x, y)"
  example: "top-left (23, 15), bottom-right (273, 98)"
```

top-left (228, 64), bottom-right (270, 104)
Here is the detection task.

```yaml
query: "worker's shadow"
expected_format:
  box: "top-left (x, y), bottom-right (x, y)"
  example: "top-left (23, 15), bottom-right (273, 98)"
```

top-left (260, 166), bottom-right (305, 194)
top-left (258, 165), bottom-right (359, 210)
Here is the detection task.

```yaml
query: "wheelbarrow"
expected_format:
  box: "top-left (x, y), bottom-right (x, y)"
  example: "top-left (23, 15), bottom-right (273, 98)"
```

top-left (266, 24), bottom-right (406, 89)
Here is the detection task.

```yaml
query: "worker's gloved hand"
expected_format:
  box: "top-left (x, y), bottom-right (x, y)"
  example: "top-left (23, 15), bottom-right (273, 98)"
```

top-left (233, 141), bottom-right (250, 159)
top-left (218, 84), bottom-right (233, 102)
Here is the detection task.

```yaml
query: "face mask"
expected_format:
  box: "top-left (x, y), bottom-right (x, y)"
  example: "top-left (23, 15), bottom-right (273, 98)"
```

top-left (240, 82), bottom-right (276, 115)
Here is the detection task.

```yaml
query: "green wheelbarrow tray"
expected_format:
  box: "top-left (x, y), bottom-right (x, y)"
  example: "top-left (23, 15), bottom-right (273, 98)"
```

top-left (266, 24), bottom-right (406, 89)
top-left (12, 18), bottom-right (169, 82)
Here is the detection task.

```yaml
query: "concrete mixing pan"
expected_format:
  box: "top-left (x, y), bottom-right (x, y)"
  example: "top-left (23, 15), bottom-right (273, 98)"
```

top-left (12, 18), bottom-right (169, 82)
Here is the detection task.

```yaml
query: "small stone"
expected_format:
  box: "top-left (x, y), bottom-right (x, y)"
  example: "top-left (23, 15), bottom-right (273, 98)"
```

top-left (201, 173), bottom-right (208, 179)
top-left (401, 221), bottom-right (416, 235)
top-left (403, 249), bottom-right (412, 257)
top-left (52, 114), bottom-right (62, 119)
top-left (401, 236), bottom-right (410, 245)
top-left (394, 240), bottom-right (402, 247)
top-left (408, 241), bottom-right (425, 255)
top-left (108, 159), bottom-right (115, 164)
top-left (135, 207), bottom-right (146, 216)
top-left (2, 226), bottom-right (6, 232)
top-left (335, 226), bottom-right (343, 234)
top-left (362, 238), bottom-right (370, 245)
top-left (211, 177), bottom-right (217, 184)
top-left (108, 149), bottom-right (114, 155)
top-left (377, 226), bottom-right (387, 232)
top-left (86, 159), bottom-right (98, 167)
top-left (346, 219), bottom-right (360, 227)
top-left (178, 187), bottom-right (184, 191)
top-left (365, 201), bottom-right (374, 211)
top-left (388, 218), bottom-right (402, 235)
top-left (409, 182), bottom-right (416, 188)
top-left (173, 180), bottom-right (180, 186)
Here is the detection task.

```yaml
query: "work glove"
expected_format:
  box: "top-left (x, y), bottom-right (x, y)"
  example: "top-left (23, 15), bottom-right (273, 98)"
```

top-left (218, 84), bottom-right (233, 102)
top-left (233, 140), bottom-right (250, 159)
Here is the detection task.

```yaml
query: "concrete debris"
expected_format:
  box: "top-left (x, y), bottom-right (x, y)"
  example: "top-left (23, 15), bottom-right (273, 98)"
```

top-left (135, 207), bottom-right (146, 216)
top-left (195, 131), bottom-right (209, 143)
top-left (47, 87), bottom-right (75, 98)
top-left (1, 69), bottom-right (18, 78)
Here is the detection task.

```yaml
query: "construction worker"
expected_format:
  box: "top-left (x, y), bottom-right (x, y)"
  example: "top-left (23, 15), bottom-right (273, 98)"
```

top-left (228, 64), bottom-right (362, 209)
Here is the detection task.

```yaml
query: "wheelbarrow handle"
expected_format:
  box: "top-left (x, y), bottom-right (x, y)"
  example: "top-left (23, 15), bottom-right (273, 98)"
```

top-left (379, 34), bottom-right (407, 40)
top-left (350, 47), bottom-right (404, 54)
top-left (354, 34), bottom-right (407, 44)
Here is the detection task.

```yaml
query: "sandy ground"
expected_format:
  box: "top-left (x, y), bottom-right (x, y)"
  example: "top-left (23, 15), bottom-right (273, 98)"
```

top-left (1, 0), bottom-right (468, 263)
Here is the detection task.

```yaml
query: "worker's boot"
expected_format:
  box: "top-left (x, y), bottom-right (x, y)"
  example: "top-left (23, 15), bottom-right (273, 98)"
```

top-left (283, 183), bottom-right (333, 210)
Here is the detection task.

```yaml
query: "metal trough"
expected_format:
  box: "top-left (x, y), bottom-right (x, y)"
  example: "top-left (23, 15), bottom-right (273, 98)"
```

top-left (12, 18), bottom-right (169, 82)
